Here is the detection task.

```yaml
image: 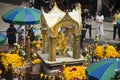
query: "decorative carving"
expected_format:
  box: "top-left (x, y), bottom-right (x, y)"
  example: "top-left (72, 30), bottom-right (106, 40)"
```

top-left (56, 31), bottom-right (68, 55)
top-left (52, 13), bottom-right (80, 36)
top-left (41, 2), bottom-right (82, 61)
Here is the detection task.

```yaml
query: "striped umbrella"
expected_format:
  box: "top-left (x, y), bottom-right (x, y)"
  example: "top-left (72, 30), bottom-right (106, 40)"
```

top-left (0, 32), bottom-right (6, 45)
top-left (86, 58), bottom-right (120, 80)
top-left (2, 7), bottom-right (41, 25)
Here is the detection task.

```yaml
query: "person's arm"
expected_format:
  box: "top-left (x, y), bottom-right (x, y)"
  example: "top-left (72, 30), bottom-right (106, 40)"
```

top-left (91, 16), bottom-right (95, 26)
top-left (14, 28), bottom-right (17, 34)
top-left (6, 28), bottom-right (11, 35)
top-left (102, 15), bottom-right (104, 21)
top-left (113, 14), bottom-right (116, 21)
top-left (26, 25), bottom-right (33, 31)
top-left (84, 16), bottom-right (86, 22)
top-left (6, 29), bottom-right (9, 34)
top-left (113, 14), bottom-right (117, 26)
top-left (96, 15), bottom-right (99, 22)
top-left (99, 16), bottom-right (104, 23)
top-left (91, 16), bottom-right (94, 21)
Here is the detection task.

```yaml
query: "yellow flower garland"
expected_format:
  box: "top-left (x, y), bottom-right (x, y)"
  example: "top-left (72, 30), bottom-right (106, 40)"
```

top-left (0, 69), bottom-right (2, 75)
top-left (0, 53), bottom-right (26, 70)
top-left (94, 46), bottom-right (104, 59)
top-left (63, 66), bottom-right (87, 80)
top-left (106, 45), bottom-right (120, 58)
top-left (31, 59), bottom-right (41, 64)
top-left (32, 40), bottom-right (41, 50)
top-left (94, 45), bottom-right (120, 58)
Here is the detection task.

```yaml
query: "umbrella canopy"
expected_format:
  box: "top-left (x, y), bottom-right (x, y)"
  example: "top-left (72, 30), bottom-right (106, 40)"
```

top-left (86, 58), bottom-right (120, 80)
top-left (0, 32), bottom-right (6, 45)
top-left (2, 7), bottom-right (41, 25)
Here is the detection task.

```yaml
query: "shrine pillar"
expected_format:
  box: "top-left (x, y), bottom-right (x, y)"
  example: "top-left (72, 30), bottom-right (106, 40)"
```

top-left (42, 28), bottom-right (47, 53)
top-left (73, 34), bottom-right (81, 59)
top-left (97, 0), bottom-right (102, 11)
top-left (66, 27), bottom-right (72, 51)
top-left (48, 36), bottom-right (56, 61)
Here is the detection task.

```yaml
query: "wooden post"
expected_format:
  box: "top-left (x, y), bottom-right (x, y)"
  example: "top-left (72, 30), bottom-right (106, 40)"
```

top-left (26, 36), bottom-right (31, 61)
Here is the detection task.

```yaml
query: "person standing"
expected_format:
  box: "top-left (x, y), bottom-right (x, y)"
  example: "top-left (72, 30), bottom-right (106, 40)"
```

top-left (84, 12), bottom-right (94, 39)
top-left (6, 24), bottom-right (17, 50)
top-left (43, 0), bottom-right (50, 11)
top-left (112, 9), bottom-right (120, 40)
top-left (95, 11), bottom-right (104, 39)
top-left (49, 0), bottom-right (55, 9)
top-left (17, 25), bottom-right (25, 47)
top-left (80, 11), bottom-right (87, 48)
top-left (29, 0), bottom-right (34, 7)
top-left (27, 25), bottom-right (35, 42)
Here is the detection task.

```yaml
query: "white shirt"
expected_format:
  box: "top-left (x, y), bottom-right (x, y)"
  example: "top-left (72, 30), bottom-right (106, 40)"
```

top-left (96, 15), bottom-right (104, 23)
top-left (85, 16), bottom-right (94, 25)
top-left (17, 25), bottom-right (25, 37)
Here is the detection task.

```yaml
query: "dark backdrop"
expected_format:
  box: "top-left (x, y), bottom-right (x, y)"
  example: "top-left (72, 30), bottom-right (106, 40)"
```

top-left (0, 0), bottom-right (23, 5)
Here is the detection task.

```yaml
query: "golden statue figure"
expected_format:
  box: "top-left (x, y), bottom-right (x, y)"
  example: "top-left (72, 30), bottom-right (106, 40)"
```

top-left (56, 31), bottom-right (68, 55)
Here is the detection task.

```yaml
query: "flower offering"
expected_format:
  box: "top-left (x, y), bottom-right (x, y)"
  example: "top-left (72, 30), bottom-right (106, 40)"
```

top-left (0, 53), bottom-right (26, 70)
top-left (63, 66), bottom-right (87, 80)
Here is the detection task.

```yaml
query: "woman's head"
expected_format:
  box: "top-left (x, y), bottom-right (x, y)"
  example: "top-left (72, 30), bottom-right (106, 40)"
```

top-left (87, 12), bottom-right (91, 16)
top-left (97, 11), bottom-right (102, 16)
top-left (10, 24), bottom-right (14, 28)
top-left (116, 9), bottom-right (120, 14)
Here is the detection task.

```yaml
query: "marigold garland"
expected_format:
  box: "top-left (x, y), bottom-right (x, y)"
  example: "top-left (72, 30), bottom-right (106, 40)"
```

top-left (0, 53), bottom-right (26, 70)
top-left (32, 40), bottom-right (41, 50)
top-left (0, 69), bottom-right (2, 75)
top-left (31, 59), bottom-right (41, 64)
top-left (106, 45), bottom-right (120, 58)
top-left (94, 46), bottom-right (104, 59)
top-left (94, 45), bottom-right (120, 59)
top-left (63, 66), bottom-right (87, 80)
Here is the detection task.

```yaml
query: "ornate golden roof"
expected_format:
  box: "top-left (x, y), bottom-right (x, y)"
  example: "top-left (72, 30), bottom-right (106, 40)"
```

top-left (41, 2), bottom-right (82, 29)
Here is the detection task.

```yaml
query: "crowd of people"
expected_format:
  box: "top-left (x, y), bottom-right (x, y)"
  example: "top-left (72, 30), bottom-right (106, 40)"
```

top-left (2, 1), bottom-right (120, 80)
top-left (5, 0), bottom-right (120, 51)
top-left (6, 8), bottom-right (120, 51)
top-left (113, 9), bottom-right (120, 40)
top-left (27, 0), bottom-right (120, 44)
top-left (80, 8), bottom-right (120, 48)
top-left (6, 24), bottom-right (36, 51)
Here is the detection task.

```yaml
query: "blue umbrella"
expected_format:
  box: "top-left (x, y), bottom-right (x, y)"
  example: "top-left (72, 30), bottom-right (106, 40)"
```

top-left (2, 7), bottom-right (41, 25)
top-left (0, 32), bottom-right (6, 45)
top-left (86, 58), bottom-right (120, 80)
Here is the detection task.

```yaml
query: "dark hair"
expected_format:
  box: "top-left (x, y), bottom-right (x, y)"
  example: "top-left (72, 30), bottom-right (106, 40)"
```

top-left (10, 24), bottom-right (14, 27)
top-left (86, 12), bottom-right (92, 18)
top-left (98, 11), bottom-right (103, 16)
top-left (116, 9), bottom-right (120, 13)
